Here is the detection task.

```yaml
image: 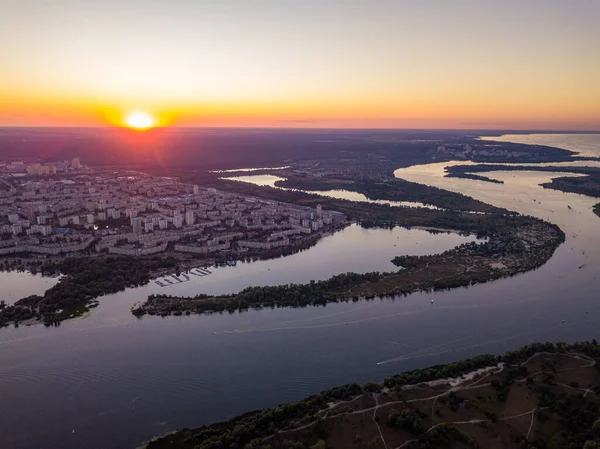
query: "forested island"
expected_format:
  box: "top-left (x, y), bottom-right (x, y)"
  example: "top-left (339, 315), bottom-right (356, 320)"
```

top-left (134, 215), bottom-right (564, 317)
top-left (142, 340), bottom-right (600, 449)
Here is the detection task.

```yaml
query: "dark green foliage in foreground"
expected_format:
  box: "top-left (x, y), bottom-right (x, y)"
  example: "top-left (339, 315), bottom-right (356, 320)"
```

top-left (0, 256), bottom-right (178, 327)
top-left (387, 408), bottom-right (424, 435)
top-left (145, 341), bottom-right (600, 449)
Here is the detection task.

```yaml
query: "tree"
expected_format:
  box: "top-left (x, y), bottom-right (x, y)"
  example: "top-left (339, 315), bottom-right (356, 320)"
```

top-left (363, 381), bottom-right (382, 393)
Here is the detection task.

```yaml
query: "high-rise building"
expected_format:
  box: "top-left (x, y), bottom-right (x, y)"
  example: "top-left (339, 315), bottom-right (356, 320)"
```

top-left (193, 185), bottom-right (199, 195)
top-left (131, 217), bottom-right (144, 233)
top-left (185, 210), bottom-right (195, 226)
top-left (71, 158), bottom-right (82, 169)
top-left (173, 214), bottom-right (184, 228)
top-left (316, 204), bottom-right (323, 218)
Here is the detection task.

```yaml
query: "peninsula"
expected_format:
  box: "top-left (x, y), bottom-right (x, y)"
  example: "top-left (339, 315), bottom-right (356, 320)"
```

top-left (133, 214), bottom-right (563, 317)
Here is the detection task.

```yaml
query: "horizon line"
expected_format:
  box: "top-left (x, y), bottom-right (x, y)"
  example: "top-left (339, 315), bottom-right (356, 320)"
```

top-left (0, 125), bottom-right (599, 134)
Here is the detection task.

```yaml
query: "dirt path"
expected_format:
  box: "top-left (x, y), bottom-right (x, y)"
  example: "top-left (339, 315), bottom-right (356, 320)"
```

top-left (266, 352), bottom-right (597, 447)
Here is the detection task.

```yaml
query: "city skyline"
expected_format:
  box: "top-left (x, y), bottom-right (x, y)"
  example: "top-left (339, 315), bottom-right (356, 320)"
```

top-left (2, 0), bottom-right (599, 130)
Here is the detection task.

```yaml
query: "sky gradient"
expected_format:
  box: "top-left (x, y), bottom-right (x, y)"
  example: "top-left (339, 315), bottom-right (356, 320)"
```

top-left (1, 0), bottom-right (599, 129)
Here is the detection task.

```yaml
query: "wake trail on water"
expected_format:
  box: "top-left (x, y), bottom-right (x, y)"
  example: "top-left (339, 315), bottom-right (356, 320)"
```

top-left (217, 304), bottom-right (479, 334)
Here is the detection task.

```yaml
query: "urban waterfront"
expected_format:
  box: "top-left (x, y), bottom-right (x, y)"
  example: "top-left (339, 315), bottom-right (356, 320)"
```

top-left (0, 135), bottom-right (599, 449)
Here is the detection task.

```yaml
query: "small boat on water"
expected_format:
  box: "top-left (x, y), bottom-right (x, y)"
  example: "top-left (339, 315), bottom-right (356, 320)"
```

top-left (226, 260), bottom-right (237, 267)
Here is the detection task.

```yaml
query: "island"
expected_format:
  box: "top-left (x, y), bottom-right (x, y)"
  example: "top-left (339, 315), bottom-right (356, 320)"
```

top-left (142, 340), bottom-right (600, 449)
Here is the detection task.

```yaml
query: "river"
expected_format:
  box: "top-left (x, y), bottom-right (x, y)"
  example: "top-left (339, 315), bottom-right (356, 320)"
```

top-left (221, 173), bottom-right (441, 209)
top-left (1, 134), bottom-right (599, 449)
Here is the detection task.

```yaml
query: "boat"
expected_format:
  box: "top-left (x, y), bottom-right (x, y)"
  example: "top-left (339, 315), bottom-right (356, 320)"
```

top-left (226, 260), bottom-right (237, 267)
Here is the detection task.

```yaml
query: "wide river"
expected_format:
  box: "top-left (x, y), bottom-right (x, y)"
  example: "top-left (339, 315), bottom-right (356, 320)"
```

top-left (1, 134), bottom-right (599, 449)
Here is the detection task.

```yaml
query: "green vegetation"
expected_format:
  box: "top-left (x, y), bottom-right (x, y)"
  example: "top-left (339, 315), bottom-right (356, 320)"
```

top-left (445, 172), bottom-right (504, 184)
top-left (143, 340), bottom-right (600, 449)
top-left (0, 256), bottom-right (178, 327)
top-left (594, 203), bottom-right (600, 218)
top-left (386, 408), bottom-right (424, 434)
top-left (136, 272), bottom-right (384, 316)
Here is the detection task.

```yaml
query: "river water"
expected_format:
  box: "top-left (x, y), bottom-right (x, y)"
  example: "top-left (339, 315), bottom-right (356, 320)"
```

top-left (221, 174), bottom-right (440, 209)
top-left (1, 135), bottom-right (599, 449)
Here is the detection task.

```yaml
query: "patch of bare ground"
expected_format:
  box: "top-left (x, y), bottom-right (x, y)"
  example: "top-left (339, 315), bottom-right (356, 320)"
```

top-left (502, 383), bottom-right (537, 419)
top-left (267, 351), bottom-right (599, 449)
top-left (453, 421), bottom-right (517, 449)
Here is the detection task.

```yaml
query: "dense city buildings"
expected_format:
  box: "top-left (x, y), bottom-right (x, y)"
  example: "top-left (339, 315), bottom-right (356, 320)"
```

top-left (0, 158), bottom-right (342, 259)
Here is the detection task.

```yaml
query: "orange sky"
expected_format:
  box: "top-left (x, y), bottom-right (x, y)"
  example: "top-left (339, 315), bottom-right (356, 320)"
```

top-left (2, 0), bottom-right (599, 129)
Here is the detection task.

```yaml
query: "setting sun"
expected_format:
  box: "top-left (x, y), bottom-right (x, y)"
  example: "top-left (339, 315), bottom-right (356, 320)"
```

top-left (126, 112), bottom-right (155, 130)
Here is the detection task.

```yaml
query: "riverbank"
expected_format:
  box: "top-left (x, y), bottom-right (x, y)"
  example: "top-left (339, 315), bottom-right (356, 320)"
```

top-left (134, 216), bottom-right (564, 317)
top-left (143, 340), bottom-right (600, 449)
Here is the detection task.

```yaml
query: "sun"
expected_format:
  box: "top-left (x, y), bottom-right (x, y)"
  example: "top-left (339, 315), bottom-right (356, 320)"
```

top-left (125, 112), bottom-right (155, 130)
